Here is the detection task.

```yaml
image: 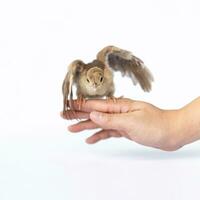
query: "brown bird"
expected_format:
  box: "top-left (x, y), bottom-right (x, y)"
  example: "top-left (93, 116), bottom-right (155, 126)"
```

top-left (62, 45), bottom-right (154, 114)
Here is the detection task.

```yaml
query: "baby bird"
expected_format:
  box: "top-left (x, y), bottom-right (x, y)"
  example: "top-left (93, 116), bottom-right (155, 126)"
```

top-left (62, 45), bottom-right (154, 114)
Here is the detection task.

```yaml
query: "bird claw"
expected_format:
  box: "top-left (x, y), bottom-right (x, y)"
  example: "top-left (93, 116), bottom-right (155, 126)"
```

top-left (77, 96), bottom-right (86, 110)
top-left (106, 95), bottom-right (124, 104)
top-left (106, 96), bottom-right (117, 103)
top-left (62, 101), bottom-right (78, 121)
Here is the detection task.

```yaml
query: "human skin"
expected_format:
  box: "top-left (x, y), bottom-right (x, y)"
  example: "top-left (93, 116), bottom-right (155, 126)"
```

top-left (61, 97), bottom-right (200, 151)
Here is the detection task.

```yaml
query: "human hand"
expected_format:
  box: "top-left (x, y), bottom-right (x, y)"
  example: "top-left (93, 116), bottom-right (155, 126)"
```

top-left (61, 98), bottom-right (185, 151)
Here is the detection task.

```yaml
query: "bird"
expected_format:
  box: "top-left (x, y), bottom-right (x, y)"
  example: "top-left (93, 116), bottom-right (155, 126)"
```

top-left (62, 45), bottom-right (154, 115)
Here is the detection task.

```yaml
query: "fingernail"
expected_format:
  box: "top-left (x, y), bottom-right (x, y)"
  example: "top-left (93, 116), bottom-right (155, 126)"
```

top-left (67, 125), bottom-right (74, 131)
top-left (86, 138), bottom-right (94, 144)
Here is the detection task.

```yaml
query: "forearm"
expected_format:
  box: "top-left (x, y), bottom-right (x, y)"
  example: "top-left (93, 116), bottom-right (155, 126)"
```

top-left (159, 97), bottom-right (200, 151)
top-left (179, 97), bottom-right (200, 145)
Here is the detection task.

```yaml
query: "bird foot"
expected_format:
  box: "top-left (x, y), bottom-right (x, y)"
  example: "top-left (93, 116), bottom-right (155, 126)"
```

top-left (106, 95), bottom-right (124, 103)
top-left (62, 106), bottom-right (76, 121)
top-left (62, 100), bottom-right (79, 121)
top-left (106, 96), bottom-right (117, 103)
top-left (77, 96), bottom-right (86, 110)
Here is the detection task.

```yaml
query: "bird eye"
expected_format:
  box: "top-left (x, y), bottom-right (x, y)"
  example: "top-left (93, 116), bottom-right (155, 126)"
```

top-left (87, 78), bottom-right (90, 83)
top-left (100, 77), bottom-right (103, 82)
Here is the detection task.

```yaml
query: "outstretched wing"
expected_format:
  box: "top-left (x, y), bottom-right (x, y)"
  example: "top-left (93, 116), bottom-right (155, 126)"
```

top-left (62, 60), bottom-right (84, 113)
top-left (97, 46), bottom-right (154, 92)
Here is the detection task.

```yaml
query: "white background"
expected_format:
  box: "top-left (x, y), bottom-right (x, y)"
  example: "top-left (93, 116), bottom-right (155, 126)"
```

top-left (0, 0), bottom-right (200, 199)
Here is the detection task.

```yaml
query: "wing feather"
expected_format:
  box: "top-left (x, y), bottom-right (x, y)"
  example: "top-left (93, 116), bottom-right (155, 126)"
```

top-left (97, 46), bottom-right (154, 92)
top-left (62, 60), bottom-right (84, 113)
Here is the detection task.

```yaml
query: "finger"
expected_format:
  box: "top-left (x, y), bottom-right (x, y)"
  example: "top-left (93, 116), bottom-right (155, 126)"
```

top-left (60, 111), bottom-right (89, 120)
top-left (90, 111), bottom-right (130, 130)
top-left (86, 129), bottom-right (122, 144)
top-left (68, 119), bottom-right (99, 132)
top-left (66, 98), bottom-right (134, 113)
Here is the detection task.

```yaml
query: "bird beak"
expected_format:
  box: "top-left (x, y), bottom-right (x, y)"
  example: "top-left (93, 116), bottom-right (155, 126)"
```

top-left (93, 83), bottom-right (98, 88)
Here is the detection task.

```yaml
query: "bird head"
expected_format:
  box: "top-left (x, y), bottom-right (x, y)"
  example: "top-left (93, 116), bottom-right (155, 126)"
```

top-left (86, 67), bottom-right (104, 89)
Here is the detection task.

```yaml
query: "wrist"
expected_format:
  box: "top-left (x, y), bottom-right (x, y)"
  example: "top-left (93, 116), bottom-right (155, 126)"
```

top-left (161, 109), bottom-right (184, 151)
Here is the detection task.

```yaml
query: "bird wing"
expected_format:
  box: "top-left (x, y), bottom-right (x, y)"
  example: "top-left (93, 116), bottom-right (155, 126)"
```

top-left (62, 60), bottom-right (84, 112)
top-left (96, 46), bottom-right (154, 92)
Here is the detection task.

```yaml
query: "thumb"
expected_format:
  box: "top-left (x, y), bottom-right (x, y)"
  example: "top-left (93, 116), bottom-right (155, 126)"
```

top-left (90, 111), bottom-right (125, 130)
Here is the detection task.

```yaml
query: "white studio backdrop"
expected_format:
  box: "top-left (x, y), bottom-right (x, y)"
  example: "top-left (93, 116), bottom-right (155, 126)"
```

top-left (0, 0), bottom-right (200, 199)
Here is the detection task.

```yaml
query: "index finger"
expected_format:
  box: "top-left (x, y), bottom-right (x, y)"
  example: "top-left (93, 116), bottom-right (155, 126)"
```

top-left (68, 98), bottom-right (133, 113)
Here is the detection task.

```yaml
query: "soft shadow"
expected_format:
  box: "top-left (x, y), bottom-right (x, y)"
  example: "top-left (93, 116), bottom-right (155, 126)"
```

top-left (96, 147), bottom-right (200, 160)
